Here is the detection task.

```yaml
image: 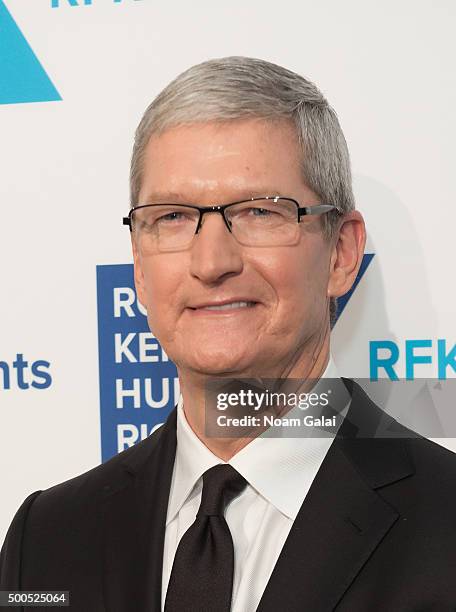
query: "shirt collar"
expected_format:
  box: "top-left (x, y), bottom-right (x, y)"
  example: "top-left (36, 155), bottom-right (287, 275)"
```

top-left (166, 393), bottom-right (223, 526)
top-left (167, 355), bottom-right (350, 524)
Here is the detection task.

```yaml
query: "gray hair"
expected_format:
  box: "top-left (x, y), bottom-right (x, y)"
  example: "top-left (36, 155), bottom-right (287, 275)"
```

top-left (130, 56), bottom-right (356, 326)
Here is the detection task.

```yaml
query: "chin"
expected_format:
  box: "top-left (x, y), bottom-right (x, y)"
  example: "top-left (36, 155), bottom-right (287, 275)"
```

top-left (186, 349), bottom-right (252, 377)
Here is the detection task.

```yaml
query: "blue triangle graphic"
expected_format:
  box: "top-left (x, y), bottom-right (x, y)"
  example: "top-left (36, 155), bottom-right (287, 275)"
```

top-left (0, 0), bottom-right (62, 104)
top-left (332, 253), bottom-right (374, 327)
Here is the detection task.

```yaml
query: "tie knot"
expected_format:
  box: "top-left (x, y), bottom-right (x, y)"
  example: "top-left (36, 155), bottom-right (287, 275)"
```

top-left (198, 464), bottom-right (247, 517)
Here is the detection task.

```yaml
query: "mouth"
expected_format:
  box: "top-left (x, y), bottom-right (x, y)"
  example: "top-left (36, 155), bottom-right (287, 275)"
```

top-left (187, 300), bottom-right (258, 313)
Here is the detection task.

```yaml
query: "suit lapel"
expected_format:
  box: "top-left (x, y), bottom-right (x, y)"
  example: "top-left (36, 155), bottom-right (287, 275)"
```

top-left (257, 379), bottom-right (415, 612)
top-left (100, 408), bottom-right (177, 612)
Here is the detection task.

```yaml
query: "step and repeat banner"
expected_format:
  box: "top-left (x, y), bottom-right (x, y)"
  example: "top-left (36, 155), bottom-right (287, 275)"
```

top-left (1, 0), bottom-right (455, 541)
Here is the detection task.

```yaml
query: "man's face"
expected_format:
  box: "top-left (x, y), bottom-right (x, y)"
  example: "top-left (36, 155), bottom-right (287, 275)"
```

top-left (133, 118), bottom-right (335, 378)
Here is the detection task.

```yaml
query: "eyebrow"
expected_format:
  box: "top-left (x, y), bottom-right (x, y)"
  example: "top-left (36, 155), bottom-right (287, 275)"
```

top-left (139, 189), bottom-right (287, 205)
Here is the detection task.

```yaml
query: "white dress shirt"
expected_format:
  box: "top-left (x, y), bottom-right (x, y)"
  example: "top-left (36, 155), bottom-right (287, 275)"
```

top-left (161, 356), bottom-right (351, 612)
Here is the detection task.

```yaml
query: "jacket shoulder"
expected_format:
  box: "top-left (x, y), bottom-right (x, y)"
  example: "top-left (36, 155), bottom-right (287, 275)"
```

top-left (0, 491), bottom-right (41, 588)
top-left (0, 422), bottom-right (169, 588)
top-left (30, 422), bottom-right (167, 516)
top-left (405, 435), bottom-right (456, 480)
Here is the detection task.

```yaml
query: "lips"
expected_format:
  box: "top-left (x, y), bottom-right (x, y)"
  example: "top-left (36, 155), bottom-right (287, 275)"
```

top-left (197, 301), bottom-right (256, 311)
top-left (188, 299), bottom-right (258, 311)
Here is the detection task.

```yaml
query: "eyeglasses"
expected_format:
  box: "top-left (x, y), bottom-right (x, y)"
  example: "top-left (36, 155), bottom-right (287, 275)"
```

top-left (123, 196), bottom-right (339, 253)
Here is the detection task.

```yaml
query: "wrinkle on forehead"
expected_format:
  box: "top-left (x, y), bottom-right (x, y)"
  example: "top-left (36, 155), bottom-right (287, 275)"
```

top-left (141, 184), bottom-right (289, 205)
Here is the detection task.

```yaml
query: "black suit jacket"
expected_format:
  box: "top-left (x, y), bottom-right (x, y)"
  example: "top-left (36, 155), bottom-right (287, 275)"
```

top-left (2, 378), bottom-right (456, 611)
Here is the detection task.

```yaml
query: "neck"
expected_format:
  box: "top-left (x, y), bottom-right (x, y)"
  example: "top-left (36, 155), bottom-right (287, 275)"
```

top-left (177, 329), bottom-right (331, 461)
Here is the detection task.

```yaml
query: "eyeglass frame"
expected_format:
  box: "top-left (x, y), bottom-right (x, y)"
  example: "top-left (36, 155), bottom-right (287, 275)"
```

top-left (123, 196), bottom-right (340, 238)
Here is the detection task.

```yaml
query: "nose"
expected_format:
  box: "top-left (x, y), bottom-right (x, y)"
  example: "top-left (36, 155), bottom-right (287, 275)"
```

top-left (189, 210), bottom-right (244, 284)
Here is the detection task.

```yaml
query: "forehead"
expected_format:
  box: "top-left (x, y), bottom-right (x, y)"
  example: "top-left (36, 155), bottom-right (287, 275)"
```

top-left (138, 118), bottom-right (306, 203)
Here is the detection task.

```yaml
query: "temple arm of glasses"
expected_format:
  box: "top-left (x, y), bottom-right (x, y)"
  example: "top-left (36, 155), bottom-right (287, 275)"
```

top-left (298, 204), bottom-right (337, 217)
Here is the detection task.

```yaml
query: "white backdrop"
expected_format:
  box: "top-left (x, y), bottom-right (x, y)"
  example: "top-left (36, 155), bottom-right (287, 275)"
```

top-left (1, 0), bottom-right (455, 542)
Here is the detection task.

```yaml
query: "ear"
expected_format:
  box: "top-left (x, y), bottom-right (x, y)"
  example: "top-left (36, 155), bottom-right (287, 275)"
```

top-left (327, 210), bottom-right (366, 299)
top-left (131, 237), bottom-right (147, 310)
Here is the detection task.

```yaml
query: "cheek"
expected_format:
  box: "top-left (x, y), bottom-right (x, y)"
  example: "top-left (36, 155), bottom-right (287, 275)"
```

top-left (264, 243), bottom-right (330, 327)
top-left (140, 257), bottom-right (183, 330)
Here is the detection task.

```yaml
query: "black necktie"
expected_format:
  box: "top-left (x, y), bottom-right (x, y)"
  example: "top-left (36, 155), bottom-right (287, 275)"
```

top-left (164, 464), bottom-right (248, 612)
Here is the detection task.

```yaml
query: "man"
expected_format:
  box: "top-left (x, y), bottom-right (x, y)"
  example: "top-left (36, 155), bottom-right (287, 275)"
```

top-left (2, 56), bottom-right (456, 611)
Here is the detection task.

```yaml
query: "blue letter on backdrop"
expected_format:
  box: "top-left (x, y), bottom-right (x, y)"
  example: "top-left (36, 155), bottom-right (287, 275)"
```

top-left (370, 340), bottom-right (399, 381)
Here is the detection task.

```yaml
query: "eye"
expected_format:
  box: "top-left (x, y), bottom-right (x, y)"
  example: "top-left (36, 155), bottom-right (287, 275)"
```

top-left (237, 206), bottom-right (278, 218)
top-left (250, 207), bottom-right (273, 216)
top-left (155, 210), bottom-right (194, 225)
top-left (157, 211), bottom-right (184, 223)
